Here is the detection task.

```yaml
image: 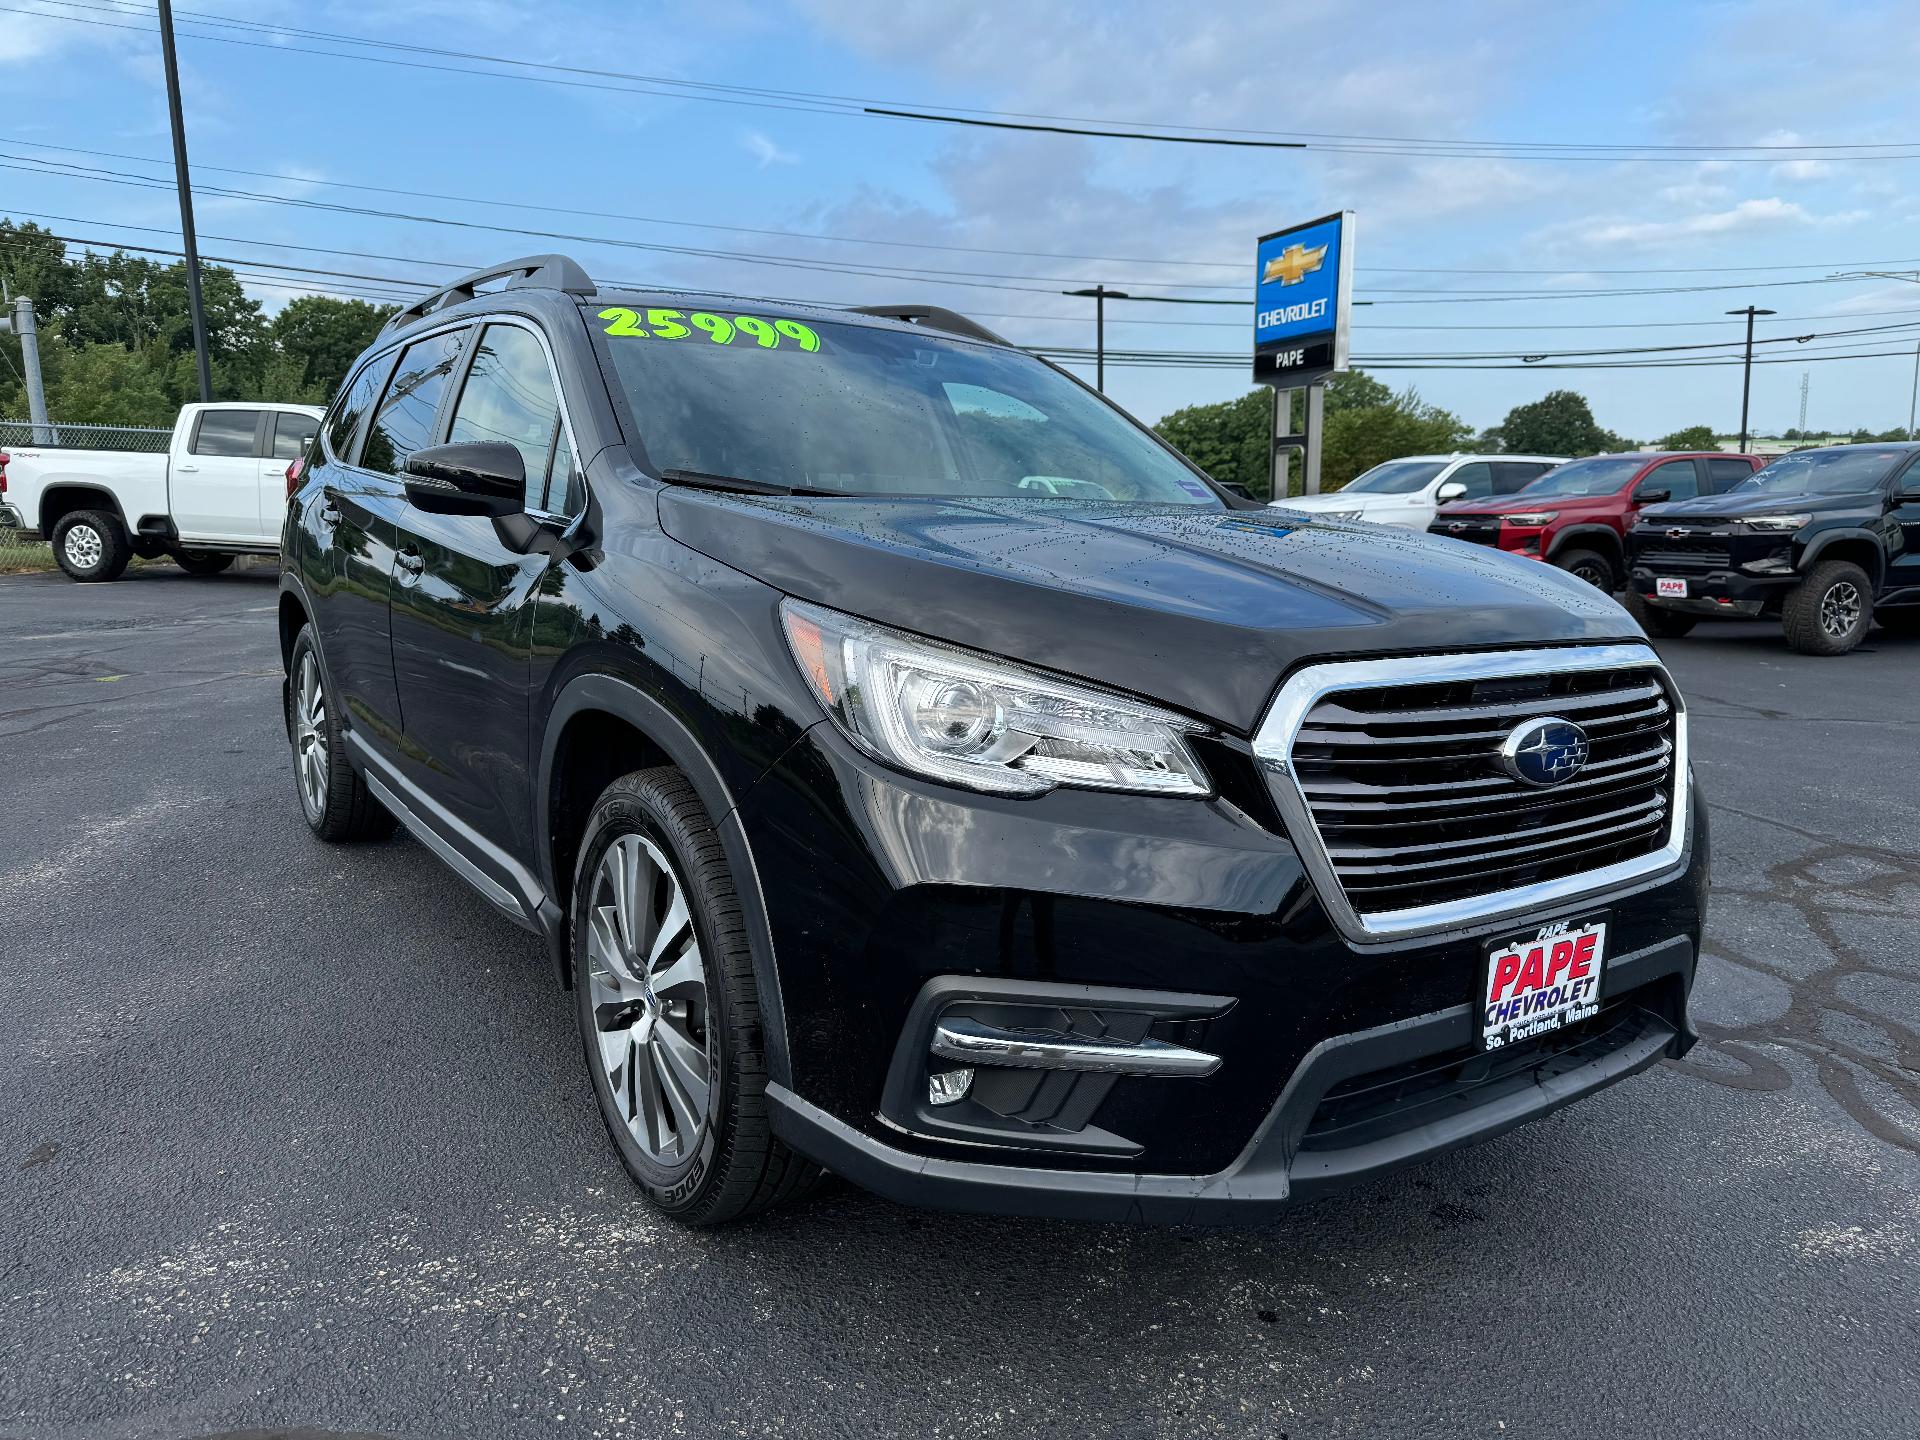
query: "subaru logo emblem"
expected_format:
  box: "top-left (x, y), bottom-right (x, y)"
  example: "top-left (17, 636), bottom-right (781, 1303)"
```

top-left (1499, 717), bottom-right (1590, 787)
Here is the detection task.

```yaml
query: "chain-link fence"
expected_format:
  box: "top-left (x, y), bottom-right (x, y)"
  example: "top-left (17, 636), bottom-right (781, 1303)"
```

top-left (1, 419), bottom-right (175, 570)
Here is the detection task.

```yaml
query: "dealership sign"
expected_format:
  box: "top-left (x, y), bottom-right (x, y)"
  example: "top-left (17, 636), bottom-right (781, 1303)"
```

top-left (1253, 211), bottom-right (1354, 386)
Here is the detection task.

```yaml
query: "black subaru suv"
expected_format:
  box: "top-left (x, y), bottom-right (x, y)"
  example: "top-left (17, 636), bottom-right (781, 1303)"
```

top-left (279, 255), bottom-right (1708, 1225)
top-left (1626, 443), bottom-right (1920, 654)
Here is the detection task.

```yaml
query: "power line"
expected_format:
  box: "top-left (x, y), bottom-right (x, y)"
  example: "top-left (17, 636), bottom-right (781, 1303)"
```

top-left (18, 135), bottom-right (1920, 282)
top-left (4, 152), bottom-right (1901, 311)
top-left (27, 0), bottom-right (1920, 163)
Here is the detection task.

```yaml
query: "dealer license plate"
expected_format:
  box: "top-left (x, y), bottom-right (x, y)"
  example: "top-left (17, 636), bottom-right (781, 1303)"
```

top-left (1656, 578), bottom-right (1688, 598)
top-left (1481, 917), bottom-right (1608, 1049)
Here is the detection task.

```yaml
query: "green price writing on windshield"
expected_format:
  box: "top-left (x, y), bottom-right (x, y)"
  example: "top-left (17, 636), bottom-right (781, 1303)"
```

top-left (599, 307), bottom-right (822, 352)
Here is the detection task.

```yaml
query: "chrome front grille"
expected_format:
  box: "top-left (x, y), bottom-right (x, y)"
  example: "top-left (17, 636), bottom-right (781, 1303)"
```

top-left (1252, 646), bottom-right (1690, 941)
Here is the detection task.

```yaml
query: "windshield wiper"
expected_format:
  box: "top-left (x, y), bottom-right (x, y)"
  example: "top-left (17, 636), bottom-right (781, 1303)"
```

top-left (659, 467), bottom-right (842, 498)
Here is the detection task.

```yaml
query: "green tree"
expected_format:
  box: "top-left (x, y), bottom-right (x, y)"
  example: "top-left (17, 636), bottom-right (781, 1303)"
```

top-left (1496, 390), bottom-right (1620, 457)
top-left (1320, 386), bottom-right (1473, 492)
top-left (1656, 424), bottom-right (1720, 451)
top-left (270, 295), bottom-right (396, 395)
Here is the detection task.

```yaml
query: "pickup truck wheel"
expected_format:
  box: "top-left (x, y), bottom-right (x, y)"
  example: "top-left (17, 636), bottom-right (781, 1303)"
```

top-left (1782, 560), bottom-right (1873, 655)
top-left (1623, 590), bottom-right (1697, 638)
top-left (1555, 547), bottom-right (1617, 591)
top-left (287, 628), bottom-right (395, 841)
top-left (52, 510), bottom-right (130, 583)
top-left (172, 550), bottom-right (234, 576)
top-left (572, 768), bottom-right (821, 1226)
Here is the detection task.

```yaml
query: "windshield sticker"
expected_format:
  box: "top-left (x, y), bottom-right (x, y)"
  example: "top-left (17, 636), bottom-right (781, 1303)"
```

top-left (599, 307), bottom-right (822, 351)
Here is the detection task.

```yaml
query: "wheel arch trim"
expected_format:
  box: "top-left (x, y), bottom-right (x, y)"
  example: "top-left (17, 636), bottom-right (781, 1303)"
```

top-left (538, 672), bottom-right (793, 1088)
top-left (1546, 524), bottom-right (1625, 566)
top-left (1799, 530), bottom-right (1885, 588)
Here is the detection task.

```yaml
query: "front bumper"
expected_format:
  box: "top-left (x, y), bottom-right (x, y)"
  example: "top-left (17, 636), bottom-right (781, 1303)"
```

top-left (1629, 528), bottom-right (1797, 615)
top-left (740, 720), bottom-right (1709, 1222)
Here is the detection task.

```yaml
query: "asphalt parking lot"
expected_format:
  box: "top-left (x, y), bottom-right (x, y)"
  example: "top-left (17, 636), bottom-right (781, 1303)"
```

top-left (2, 565), bottom-right (1915, 1440)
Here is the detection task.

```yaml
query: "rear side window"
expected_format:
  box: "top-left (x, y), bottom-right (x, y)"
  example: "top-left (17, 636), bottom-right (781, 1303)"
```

top-left (270, 411), bottom-right (318, 461)
top-left (447, 325), bottom-right (564, 511)
top-left (191, 409), bottom-right (260, 457)
top-left (1490, 462), bottom-right (1548, 495)
top-left (363, 329), bottom-right (468, 475)
top-left (1706, 457), bottom-right (1756, 492)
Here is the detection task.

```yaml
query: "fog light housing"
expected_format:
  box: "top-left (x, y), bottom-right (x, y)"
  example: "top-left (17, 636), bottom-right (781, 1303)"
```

top-left (927, 1068), bottom-right (974, 1106)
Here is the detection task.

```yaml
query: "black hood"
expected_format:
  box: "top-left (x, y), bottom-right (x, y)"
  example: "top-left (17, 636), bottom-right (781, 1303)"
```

top-left (659, 493), bottom-right (1642, 733)
top-left (1643, 489), bottom-right (1875, 520)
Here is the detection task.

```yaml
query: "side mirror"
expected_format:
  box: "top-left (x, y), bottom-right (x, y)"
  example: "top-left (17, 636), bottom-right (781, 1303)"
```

top-left (404, 442), bottom-right (524, 519)
top-left (1898, 484), bottom-right (1920, 505)
top-left (1436, 481), bottom-right (1466, 502)
top-left (1635, 486), bottom-right (1671, 505)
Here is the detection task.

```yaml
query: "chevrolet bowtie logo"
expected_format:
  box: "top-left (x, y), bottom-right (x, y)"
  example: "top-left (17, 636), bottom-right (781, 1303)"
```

top-left (1263, 243), bottom-right (1329, 286)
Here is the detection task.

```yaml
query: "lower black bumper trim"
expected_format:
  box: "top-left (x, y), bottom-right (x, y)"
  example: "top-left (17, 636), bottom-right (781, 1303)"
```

top-left (769, 935), bottom-right (1696, 1224)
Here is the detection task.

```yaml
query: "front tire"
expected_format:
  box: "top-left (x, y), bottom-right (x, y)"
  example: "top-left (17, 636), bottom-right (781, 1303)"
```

top-left (51, 510), bottom-right (130, 583)
top-left (286, 627), bottom-right (395, 841)
top-left (572, 767), bottom-right (819, 1225)
top-left (1555, 546), bottom-right (1617, 591)
top-left (172, 550), bottom-right (234, 576)
top-left (1781, 560), bottom-right (1873, 655)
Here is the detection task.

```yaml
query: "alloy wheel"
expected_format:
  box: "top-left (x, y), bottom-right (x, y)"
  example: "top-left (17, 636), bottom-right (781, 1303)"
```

top-left (1571, 561), bottom-right (1609, 588)
top-left (63, 523), bottom-right (102, 571)
top-left (294, 651), bottom-right (329, 817)
top-left (586, 833), bottom-right (712, 1165)
top-left (1820, 581), bottom-right (1862, 639)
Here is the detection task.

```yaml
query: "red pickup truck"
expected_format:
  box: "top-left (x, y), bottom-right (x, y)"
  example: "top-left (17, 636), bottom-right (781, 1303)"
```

top-left (1427, 451), bottom-right (1765, 590)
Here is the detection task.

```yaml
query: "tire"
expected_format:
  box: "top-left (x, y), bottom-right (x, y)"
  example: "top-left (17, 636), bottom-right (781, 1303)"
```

top-left (1781, 560), bottom-right (1874, 656)
top-left (1623, 589), bottom-right (1697, 639)
top-left (1555, 546), bottom-right (1618, 591)
top-left (172, 550), bottom-right (234, 576)
top-left (1874, 607), bottom-right (1920, 635)
top-left (51, 509), bottom-right (130, 583)
top-left (286, 626), bottom-right (395, 842)
top-left (572, 767), bottom-right (821, 1225)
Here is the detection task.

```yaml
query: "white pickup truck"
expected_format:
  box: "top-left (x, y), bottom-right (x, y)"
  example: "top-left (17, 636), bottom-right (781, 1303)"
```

top-left (0, 401), bottom-right (324, 582)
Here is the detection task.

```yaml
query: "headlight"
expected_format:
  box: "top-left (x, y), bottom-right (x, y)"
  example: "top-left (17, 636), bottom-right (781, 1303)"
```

top-left (1739, 513), bottom-right (1811, 531)
top-left (780, 599), bottom-right (1210, 797)
top-left (1497, 511), bottom-right (1559, 526)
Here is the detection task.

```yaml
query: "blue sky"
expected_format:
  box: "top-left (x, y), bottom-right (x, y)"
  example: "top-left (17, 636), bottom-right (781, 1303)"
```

top-left (7, 0), bottom-right (1920, 439)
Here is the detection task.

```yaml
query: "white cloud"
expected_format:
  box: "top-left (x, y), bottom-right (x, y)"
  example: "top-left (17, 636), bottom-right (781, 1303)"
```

top-left (1536, 197), bottom-right (1816, 252)
top-left (741, 130), bottom-right (799, 168)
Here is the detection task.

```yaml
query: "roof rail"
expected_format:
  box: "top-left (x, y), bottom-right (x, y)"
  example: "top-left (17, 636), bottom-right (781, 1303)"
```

top-left (846, 305), bottom-right (1009, 347)
top-left (381, 254), bottom-right (596, 335)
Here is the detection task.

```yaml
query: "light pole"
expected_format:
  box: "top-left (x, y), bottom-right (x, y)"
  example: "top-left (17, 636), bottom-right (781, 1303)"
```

top-left (1726, 306), bottom-right (1775, 452)
top-left (1064, 285), bottom-right (1128, 393)
top-left (156, 0), bottom-right (212, 403)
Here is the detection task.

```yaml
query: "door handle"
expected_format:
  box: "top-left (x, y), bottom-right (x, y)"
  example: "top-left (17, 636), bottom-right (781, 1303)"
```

top-left (396, 549), bottom-right (425, 577)
top-left (176, 464), bottom-right (199, 473)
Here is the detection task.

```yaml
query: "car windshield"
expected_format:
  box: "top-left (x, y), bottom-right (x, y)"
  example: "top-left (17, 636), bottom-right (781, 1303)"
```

top-left (1515, 456), bottom-right (1647, 497)
top-left (598, 311), bottom-right (1222, 505)
top-left (1341, 460), bottom-right (1448, 494)
top-left (1736, 448), bottom-right (1907, 495)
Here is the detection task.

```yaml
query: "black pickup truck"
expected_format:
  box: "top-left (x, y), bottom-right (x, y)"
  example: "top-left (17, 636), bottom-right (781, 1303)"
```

top-left (1627, 443), bottom-right (1920, 654)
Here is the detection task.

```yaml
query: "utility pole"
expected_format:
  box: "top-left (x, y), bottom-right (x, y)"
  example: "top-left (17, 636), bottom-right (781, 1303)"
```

top-left (1726, 306), bottom-right (1775, 452)
top-left (1064, 285), bottom-right (1128, 393)
top-left (0, 297), bottom-right (54, 443)
top-left (1909, 342), bottom-right (1919, 441)
top-left (157, 0), bottom-right (213, 403)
